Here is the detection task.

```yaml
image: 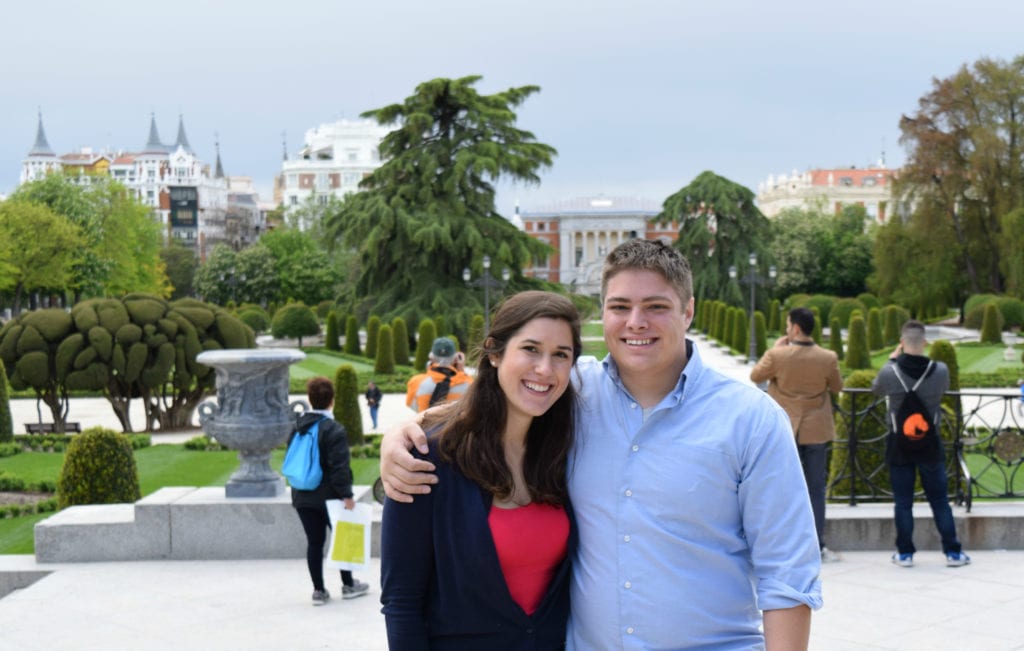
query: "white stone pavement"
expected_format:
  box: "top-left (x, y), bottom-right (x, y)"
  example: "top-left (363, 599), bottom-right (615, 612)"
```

top-left (3, 336), bottom-right (1024, 649)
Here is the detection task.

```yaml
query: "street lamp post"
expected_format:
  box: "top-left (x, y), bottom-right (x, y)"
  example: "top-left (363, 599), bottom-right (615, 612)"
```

top-left (463, 255), bottom-right (511, 333)
top-left (729, 253), bottom-right (777, 364)
top-left (219, 269), bottom-right (247, 305)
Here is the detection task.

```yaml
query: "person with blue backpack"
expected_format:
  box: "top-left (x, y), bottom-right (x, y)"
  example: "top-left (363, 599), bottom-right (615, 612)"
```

top-left (286, 376), bottom-right (370, 605)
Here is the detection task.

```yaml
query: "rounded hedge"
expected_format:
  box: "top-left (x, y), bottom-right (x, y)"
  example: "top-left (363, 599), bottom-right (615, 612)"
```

top-left (57, 427), bottom-right (141, 509)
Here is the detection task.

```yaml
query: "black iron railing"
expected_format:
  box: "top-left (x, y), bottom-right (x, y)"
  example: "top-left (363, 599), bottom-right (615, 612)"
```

top-left (829, 389), bottom-right (1024, 512)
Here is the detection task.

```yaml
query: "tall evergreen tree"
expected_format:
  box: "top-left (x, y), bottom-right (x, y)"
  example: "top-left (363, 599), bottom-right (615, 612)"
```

top-left (325, 76), bottom-right (554, 334)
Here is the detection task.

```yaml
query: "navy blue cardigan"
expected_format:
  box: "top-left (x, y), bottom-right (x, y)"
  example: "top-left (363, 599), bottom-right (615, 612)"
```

top-left (380, 442), bottom-right (575, 651)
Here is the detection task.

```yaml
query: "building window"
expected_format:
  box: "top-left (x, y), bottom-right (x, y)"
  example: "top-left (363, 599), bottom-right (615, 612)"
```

top-left (289, 195), bottom-right (298, 206)
top-left (862, 176), bottom-right (877, 187)
top-left (343, 172), bottom-right (360, 185)
top-left (838, 176), bottom-right (853, 187)
top-left (537, 222), bottom-right (546, 231)
top-left (317, 195), bottom-right (328, 205)
top-left (346, 149), bottom-right (358, 162)
top-left (575, 247), bottom-right (584, 267)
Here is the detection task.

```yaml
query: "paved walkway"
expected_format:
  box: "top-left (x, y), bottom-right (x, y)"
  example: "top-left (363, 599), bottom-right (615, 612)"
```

top-left (3, 336), bottom-right (1024, 649)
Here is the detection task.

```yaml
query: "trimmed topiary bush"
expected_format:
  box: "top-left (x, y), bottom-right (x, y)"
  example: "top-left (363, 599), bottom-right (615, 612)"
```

top-left (867, 308), bottom-right (884, 351)
top-left (804, 295), bottom-right (834, 326)
top-left (375, 325), bottom-right (395, 375)
top-left (829, 316), bottom-right (844, 361)
top-left (857, 293), bottom-right (882, 311)
top-left (830, 298), bottom-right (867, 331)
top-left (365, 316), bottom-right (381, 360)
top-left (827, 369), bottom-right (888, 498)
top-left (324, 312), bottom-right (340, 351)
top-left (768, 299), bottom-right (781, 333)
top-left (845, 315), bottom-right (871, 370)
top-left (754, 311), bottom-right (767, 358)
top-left (344, 315), bottom-right (361, 355)
top-left (0, 362), bottom-right (12, 443)
top-left (732, 310), bottom-right (748, 356)
top-left (57, 426), bottom-right (141, 509)
top-left (980, 303), bottom-right (1003, 344)
top-left (882, 305), bottom-right (901, 347)
top-left (467, 314), bottom-right (485, 364)
top-left (414, 319), bottom-right (436, 371)
top-left (236, 306), bottom-right (270, 334)
top-left (391, 317), bottom-right (410, 366)
top-left (333, 364), bottom-right (364, 447)
top-left (809, 307), bottom-right (822, 344)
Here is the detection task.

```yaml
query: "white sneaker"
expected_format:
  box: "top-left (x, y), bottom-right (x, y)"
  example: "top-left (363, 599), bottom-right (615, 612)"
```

top-left (820, 547), bottom-right (841, 563)
top-left (892, 552), bottom-right (914, 568)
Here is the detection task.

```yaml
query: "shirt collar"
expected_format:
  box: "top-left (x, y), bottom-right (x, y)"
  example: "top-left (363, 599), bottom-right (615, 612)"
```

top-left (601, 339), bottom-right (696, 403)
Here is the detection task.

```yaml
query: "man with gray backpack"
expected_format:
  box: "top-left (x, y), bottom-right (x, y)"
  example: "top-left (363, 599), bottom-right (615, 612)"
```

top-left (871, 320), bottom-right (970, 568)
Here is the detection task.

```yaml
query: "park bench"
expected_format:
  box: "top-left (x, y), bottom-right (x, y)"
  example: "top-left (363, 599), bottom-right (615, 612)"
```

top-left (24, 422), bottom-right (82, 434)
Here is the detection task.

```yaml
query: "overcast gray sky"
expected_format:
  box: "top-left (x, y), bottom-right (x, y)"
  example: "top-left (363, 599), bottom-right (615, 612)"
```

top-left (2, 0), bottom-right (1023, 214)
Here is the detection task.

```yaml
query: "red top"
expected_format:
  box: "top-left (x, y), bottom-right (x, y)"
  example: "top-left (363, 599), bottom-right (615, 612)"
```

top-left (488, 502), bottom-right (570, 615)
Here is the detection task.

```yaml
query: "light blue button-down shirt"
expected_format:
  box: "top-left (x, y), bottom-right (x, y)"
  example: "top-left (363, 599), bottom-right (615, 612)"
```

top-left (566, 342), bottom-right (823, 650)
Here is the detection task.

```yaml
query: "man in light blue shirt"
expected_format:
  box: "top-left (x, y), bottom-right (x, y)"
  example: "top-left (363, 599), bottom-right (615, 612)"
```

top-left (384, 239), bottom-right (822, 649)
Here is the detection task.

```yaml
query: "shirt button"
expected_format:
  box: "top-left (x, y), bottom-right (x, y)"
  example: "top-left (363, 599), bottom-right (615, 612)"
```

top-left (626, 627), bottom-right (635, 634)
top-left (624, 581), bottom-right (632, 589)
top-left (630, 402), bottom-right (637, 409)
top-left (624, 489), bottom-right (632, 497)
top-left (623, 535), bottom-right (631, 542)
top-left (631, 444), bottom-right (639, 452)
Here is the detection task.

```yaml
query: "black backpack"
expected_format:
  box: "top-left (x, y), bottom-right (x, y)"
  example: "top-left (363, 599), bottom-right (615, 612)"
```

top-left (890, 361), bottom-right (937, 453)
top-left (428, 366), bottom-right (457, 407)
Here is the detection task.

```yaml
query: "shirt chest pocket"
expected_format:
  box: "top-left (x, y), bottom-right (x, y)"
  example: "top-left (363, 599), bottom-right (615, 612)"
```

top-left (630, 441), bottom-right (741, 528)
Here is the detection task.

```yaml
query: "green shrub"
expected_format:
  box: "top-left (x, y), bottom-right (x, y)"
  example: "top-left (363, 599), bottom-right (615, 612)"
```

top-left (57, 426), bottom-right (141, 509)
top-left (344, 316), bottom-right (361, 355)
top-left (413, 319), bottom-right (436, 371)
top-left (333, 365), bottom-right (364, 447)
top-left (964, 293), bottom-right (999, 316)
top-left (237, 306), bottom-right (270, 334)
top-left (324, 312), bottom-right (340, 351)
top-left (929, 339), bottom-right (961, 419)
top-left (882, 306), bottom-right (901, 347)
top-left (867, 308), bottom-right (883, 351)
top-left (784, 293), bottom-right (811, 309)
top-left (829, 316), bottom-right (844, 361)
top-left (316, 300), bottom-right (334, 320)
top-left (375, 325), bottom-right (395, 375)
top-left (845, 315), bottom-right (871, 370)
top-left (754, 311), bottom-right (767, 358)
top-left (810, 307), bottom-right (822, 344)
top-left (391, 317), bottom-right (410, 366)
top-left (732, 310), bottom-right (748, 355)
top-left (768, 299), bottom-right (781, 333)
top-left (722, 307), bottom-right (735, 350)
top-left (995, 297), bottom-right (1024, 328)
top-left (184, 435), bottom-right (226, 451)
top-left (980, 303), bottom-right (1003, 344)
top-left (0, 362), bottom-right (12, 443)
top-left (804, 295), bottom-right (834, 325)
top-left (827, 369), bottom-right (888, 497)
top-left (365, 316), bottom-right (381, 360)
top-left (830, 298), bottom-right (867, 330)
top-left (857, 293), bottom-right (882, 311)
top-left (467, 314), bottom-right (485, 364)
top-left (270, 303), bottom-right (319, 347)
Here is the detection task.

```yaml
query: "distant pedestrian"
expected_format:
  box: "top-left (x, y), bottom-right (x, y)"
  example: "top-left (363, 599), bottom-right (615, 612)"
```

top-left (290, 376), bottom-right (370, 605)
top-left (872, 321), bottom-right (970, 568)
top-left (405, 337), bottom-right (473, 413)
top-left (365, 381), bottom-right (383, 430)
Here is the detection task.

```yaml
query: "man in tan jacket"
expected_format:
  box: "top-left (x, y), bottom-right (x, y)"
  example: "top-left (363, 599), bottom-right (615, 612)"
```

top-left (751, 307), bottom-right (844, 562)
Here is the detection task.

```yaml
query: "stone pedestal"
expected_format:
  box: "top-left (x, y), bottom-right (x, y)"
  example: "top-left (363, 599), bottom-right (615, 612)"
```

top-left (196, 349), bottom-right (306, 497)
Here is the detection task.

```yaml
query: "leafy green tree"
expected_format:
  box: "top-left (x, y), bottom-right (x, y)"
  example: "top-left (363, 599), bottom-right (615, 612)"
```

top-left (271, 303), bottom-right (319, 347)
top-left (391, 317), bottom-right (410, 366)
top-left (867, 308), bottom-right (884, 351)
top-left (365, 316), bottom-right (381, 360)
top-left (333, 364), bottom-right (364, 447)
top-left (259, 228), bottom-right (339, 306)
top-left (0, 308), bottom-right (78, 430)
top-left (324, 312), bottom-right (340, 351)
top-left (870, 214), bottom-right (960, 317)
top-left (0, 201), bottom-right (84, 314)
top-left (414, 319), bottom-right (436, 371)
top-left (375, 325), bottom-right (395, 375)
top-left (980, 303), bottom-right (1003, 343)
top-left (0, 362), bottom-right (13, 443)
top-left (897, 55), bottom-right (1024, 297)
top-left (344, 316), bottom-right (361, 355)
top-left (829, 316), bottom-right (844, 361)
top-left (160, 240), bottom-right (197, 300)
top-left (325, 76), bottom-right (553, 334)
top-left (659, 171), bottom-right (770, 304)
top-left (845, 315), bottom-right (871, 370)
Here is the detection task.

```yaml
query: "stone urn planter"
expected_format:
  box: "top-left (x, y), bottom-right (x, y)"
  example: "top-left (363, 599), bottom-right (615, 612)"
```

top-left (197, 349), bottom-right (307, 497)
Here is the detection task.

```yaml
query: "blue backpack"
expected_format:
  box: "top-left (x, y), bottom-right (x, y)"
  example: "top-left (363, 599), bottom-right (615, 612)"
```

top-left (282, 420), bottom-right (323, 490)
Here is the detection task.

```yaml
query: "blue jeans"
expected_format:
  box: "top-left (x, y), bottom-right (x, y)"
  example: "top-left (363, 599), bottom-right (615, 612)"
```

top-left (798, 443), bottom-right (829, 550)
top-left (369, 405), bottom-right (379, 429)
top-left (890, 454), bottom-right (962, 555)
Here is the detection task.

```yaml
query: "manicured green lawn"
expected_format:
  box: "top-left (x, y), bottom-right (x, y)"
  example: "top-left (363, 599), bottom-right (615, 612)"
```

top-left (0, 445), bottom-right (380, 554)
top-left (582, 321), bottom-right (604, 337)
top-left (291, 352), bottom-right (376, 380)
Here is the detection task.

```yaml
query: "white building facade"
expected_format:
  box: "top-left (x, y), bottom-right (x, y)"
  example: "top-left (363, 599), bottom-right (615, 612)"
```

top-left (756, 166), bottom-right (899, 223)
top-left (277, 119), bottom-right (390, 223)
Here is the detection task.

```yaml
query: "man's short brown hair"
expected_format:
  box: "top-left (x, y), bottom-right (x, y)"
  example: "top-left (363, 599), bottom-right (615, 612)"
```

top-left (306, 376), bottom-right (334, 410)
top-left (601, 239), bottom-right (693, 307)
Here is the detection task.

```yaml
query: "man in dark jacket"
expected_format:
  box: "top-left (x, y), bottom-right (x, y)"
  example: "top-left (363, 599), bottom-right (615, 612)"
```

top-left (290, 376), bottom-right (370, 605)
top-left (871, 320), bottom-right (970, 569)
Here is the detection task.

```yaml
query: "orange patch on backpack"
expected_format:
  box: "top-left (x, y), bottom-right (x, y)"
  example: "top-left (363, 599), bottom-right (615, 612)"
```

top-left (902, 413), bottom-right (930, 440)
